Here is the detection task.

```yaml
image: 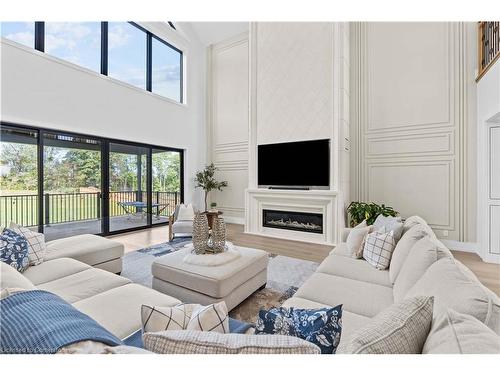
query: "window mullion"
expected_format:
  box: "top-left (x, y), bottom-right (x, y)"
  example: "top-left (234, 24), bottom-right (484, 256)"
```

top-left (146, 33), bottom-right (152, 92)
top-left (101, 21), bottom-right (108, 75)
top-left (34, 22), bottom-right (44, 52)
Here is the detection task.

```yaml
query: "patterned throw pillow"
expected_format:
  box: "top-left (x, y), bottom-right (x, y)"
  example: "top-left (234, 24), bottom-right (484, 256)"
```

top-left (254, 305), bottom-right (343, 354)
top-left (141, 304), bottom-right (200, 333)
top-left (9, 223), bottom-right (47, 266)
top-left (0, 228), bottom-right (30, 272)
top-left (337, 296), bottom-right (434, 354)
top-left (142, 302), bottom-right (229, 334)
top-left (363, 230), bottom-right (396, 270)
top-left (186, 301), bottom-right (229, 333)
top-left (143, 330), bottom-right (321, 354)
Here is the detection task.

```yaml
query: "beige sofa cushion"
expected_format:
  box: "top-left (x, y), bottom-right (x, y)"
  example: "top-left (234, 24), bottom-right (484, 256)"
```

top-left (317, 254), bottom-right (391, 287)
top-left (23, 258), bottom-right (91, 285)
top-left (402, 215), bottom-right (429, 234)
top-left (144, 330), bottom-right (321, 354)
top-left (330, 242), bottom-right (351, 257)
top-left (152, 246), bottom-right (268, 298)
top-left (37, 268), bottom-right (131, 303)
top-left (0, 261), bottom-right (35, 290)
top-left (393, 237), bottom-right (452, 302)
top-left (337, 296), bottom-right (434, 354)
top-left (405, 257), bottom-right (500, 333)
top-left (73, 283), bottom-right (181, 339)
top-left (423, 309), bottom-right (500, 354)
top-left (293, 272), bottom-right (393, 317)
top-left (45, 234), bottom-right (124, 266)
top-left (389, 224), bottom-right (430, 283)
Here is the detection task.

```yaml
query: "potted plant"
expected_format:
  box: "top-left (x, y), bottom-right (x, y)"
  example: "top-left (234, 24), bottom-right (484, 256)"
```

top-left (347, 201), bottom-right (399, 227)
top-left (210, 202), bottom-right (217, 212)
top-left (195, 163), bottom-right (228, 212)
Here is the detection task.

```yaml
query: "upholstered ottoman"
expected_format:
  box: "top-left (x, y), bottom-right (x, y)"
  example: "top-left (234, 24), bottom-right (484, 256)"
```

top-left (152, 245), bottom-right (268, 311)
top-left (45, 234), bottom-right (125, 274)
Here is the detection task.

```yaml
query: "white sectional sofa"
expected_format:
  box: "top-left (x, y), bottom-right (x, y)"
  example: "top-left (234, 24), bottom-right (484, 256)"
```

top-left (2, 217), bottom-right (499, 353)
top-left (44, 234), bottom-right (125, 274)
top-left (282, 216), bottom-right (500, 345)
top-left (1, 257), bottom-right (180, 340)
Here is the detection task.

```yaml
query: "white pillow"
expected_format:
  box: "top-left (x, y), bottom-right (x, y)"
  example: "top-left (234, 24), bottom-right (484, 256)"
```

top-left (141, 303), bottom-right (200, 333)
top-left (176, 204), bottom-right (195, 221)
top-left (362, 230), bottom-right (396, 270)
top-left (142, 301), bottom-right (229, 334)
top-left (186, 301), bottom-right (229, 333)
top-left (372, 215), bottom-right (404, 241)
top-left (9, 223), bottom-right (47, 266)
top-left (346, 220), bottom-right (372, 259)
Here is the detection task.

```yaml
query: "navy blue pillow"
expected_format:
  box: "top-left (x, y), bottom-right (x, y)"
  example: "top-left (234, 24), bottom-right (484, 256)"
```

top-left (0, 228), bottom-right (29, 272)
top-left (255, 305), bottom-right (343, 354)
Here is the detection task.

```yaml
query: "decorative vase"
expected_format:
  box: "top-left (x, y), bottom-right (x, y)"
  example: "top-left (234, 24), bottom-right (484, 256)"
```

top-left (210, 218), bottom-right (226, 254)
top-left (192, 213), bottom-right (209, 254)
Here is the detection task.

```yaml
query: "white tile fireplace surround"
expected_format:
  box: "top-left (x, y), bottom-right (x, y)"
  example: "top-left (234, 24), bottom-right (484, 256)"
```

top-left (245, 189), bottom-right (338, 246)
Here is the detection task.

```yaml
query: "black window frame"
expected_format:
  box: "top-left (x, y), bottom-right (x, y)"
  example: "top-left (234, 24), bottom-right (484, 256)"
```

top-left (0, 121), bottom-right (185, 238)
top-left (4, 21), bottom-right (183, 103)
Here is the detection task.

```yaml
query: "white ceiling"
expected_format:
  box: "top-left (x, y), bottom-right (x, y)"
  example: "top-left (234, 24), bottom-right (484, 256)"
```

top-left (185, 22), bottom-right (249, 45)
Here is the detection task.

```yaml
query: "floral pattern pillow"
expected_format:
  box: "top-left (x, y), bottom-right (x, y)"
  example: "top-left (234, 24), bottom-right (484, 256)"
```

top-left (0, 228), bottom-right (29, 272)
top-left (254, 305), bottom-right (343, 354)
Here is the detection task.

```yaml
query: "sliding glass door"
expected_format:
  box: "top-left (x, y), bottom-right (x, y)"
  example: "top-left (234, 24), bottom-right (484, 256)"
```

top-left (0, 126), bottom-right (39, 231)
top-left (152, 149), bottom-right (182, 224)
top-left (0, 123), bottom-right (183, 238)
top-left (108, 142), bottom-right (150, 232)
top-left (43, 132), bottom-right (102, 240)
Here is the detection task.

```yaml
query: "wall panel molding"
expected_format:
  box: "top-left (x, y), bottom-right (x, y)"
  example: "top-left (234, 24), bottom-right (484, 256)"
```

top-left (351, 22), bottom-right (472, 241)
top-left (207, 33), bottom-right (249, 222)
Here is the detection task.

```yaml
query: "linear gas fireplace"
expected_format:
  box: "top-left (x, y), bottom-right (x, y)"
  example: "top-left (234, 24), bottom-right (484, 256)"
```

top-left (262, 209), bottom-right (323, 234)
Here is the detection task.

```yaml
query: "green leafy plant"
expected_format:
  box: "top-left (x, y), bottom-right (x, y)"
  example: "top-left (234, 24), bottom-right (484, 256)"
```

top-left (347, 201), bottom-right (399, 227)
top-left (210, 202), bottom-right (217, 209)
top-left (195, 163), bottom-right (228, 212)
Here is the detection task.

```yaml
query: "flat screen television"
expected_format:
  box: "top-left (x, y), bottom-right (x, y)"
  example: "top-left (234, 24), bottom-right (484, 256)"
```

top-left (258, 139), bottom-right (330, 189)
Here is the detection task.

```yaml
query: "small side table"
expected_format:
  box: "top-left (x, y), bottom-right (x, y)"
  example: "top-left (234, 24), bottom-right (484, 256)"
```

top-left (203, 210), bottom-right (223, 229)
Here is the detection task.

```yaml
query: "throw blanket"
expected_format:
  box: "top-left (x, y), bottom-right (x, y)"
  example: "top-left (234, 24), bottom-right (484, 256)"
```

top-left (0, 290), bottom-right (122, 354)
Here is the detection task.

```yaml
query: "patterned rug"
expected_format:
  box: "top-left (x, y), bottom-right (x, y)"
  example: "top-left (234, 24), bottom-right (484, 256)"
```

top-left (121, 239), bottom-right (319, 323)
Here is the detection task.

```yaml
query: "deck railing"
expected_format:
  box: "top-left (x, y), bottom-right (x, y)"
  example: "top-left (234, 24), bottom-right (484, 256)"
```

top-left (477, 21), bottom-right (500, 81)
top-left (0, 191), bottom-right (180, 228)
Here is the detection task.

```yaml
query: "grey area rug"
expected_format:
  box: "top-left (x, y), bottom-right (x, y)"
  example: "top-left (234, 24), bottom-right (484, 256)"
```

top-left (121, 239), bottom-right (319, 323)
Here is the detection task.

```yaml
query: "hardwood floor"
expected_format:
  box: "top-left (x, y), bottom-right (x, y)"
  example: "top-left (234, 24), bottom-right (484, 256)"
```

top-left (108, 223), bottom-right (500, 295)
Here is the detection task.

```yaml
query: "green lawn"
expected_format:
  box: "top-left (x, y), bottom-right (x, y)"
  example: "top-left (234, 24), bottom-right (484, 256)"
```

top-left (0, 192), bottom-right (178, 228)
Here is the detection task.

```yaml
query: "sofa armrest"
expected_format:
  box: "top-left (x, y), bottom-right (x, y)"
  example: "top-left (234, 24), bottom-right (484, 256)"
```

top-left (341, 228), bottom-right (352, 243)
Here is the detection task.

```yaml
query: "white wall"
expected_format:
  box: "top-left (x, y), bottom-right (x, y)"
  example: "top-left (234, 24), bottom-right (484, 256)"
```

top-left (207, 33), bottom-right (249, 223)
top-left (243, 22), bottom-right (350, 244)
top-left (0, 22), bottom-right (207, 208)
top-left (350, 22), bottom-right (477, 243)
top-left (477, 60), bottom-right (500, 263)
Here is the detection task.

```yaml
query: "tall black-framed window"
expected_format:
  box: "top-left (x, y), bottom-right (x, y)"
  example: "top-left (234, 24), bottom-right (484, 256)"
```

top-left (0, 122), bottom-right (184, 240)
top-left (0, 21), bottom-right (184, 103)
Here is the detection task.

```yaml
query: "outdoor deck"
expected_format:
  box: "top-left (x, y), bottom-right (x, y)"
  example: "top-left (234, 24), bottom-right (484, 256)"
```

top-left (43, 214), bottom-right (168, 241)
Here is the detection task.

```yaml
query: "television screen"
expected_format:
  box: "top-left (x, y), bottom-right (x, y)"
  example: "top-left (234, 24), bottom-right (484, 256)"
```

top-left (258, 139), bottom-right (330, 188)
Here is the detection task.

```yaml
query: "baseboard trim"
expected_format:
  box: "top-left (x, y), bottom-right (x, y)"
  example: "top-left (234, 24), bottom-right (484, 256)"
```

top-left (441, 240), bottom-right (478, 253)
